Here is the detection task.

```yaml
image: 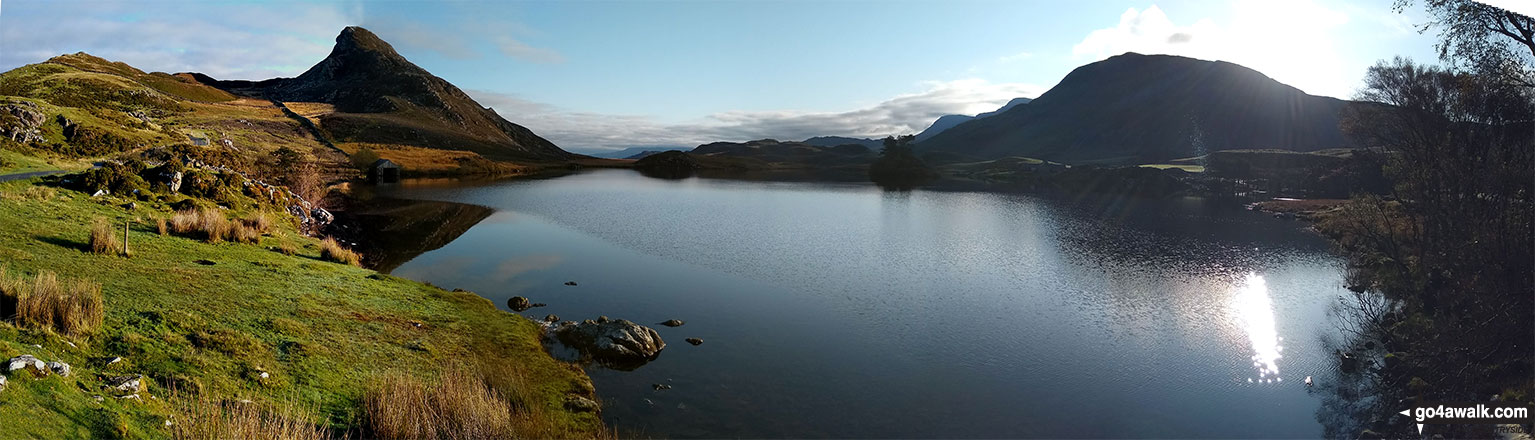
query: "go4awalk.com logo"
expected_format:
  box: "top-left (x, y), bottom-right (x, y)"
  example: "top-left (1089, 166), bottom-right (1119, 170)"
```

top-left (1401, 402), bottom-right (1532, 434)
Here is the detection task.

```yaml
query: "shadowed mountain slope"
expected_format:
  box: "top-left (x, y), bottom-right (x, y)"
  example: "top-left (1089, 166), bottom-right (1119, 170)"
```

top-left (918, 53), bottom-right (1351, 164)
top-left (197, 26), bottom-right (570, 162)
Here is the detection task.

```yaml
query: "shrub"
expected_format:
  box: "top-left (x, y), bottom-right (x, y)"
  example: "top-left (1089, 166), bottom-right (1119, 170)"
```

top-left (350, 147), bottom-right (381, 170)
top-left (78, 161), bottom-right (149, 194)
top-left (319, 237), bottom-right (359, 266)
top-left (89, 217), bottom-right (123, 255)
top-left (0, 268), bottom-right (104, 336)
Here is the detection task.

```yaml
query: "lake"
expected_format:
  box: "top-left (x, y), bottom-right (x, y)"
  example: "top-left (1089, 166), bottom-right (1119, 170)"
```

top-left (372, 169), bottom-right (1351, 438)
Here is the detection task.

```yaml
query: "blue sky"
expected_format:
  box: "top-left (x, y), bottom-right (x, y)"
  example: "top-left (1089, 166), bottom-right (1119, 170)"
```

top-left (0, 0), bottom-right (1469, 152)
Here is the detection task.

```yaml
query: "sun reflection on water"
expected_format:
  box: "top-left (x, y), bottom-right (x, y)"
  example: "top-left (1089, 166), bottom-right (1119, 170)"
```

top-left (1234, 272), bottom-right (1284, 382)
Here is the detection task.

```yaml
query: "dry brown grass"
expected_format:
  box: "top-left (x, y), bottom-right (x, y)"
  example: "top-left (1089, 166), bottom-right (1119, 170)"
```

top-left (157, 217), bottom-right (169, 236)
top-left (242, 212), bottom-right (273, 235)
top-left (232, 224), bottom-right (261, 245)
top-left (170, 388), bottom-right (333, 440)
top-left (170, 209), bottom-right (237, 243)
top-left (363, 365), bottom-right (586, 440)
top-left (337, 143), bottom-right (489, 175)
top-left (276, 241), bottom-right (297, 256)
top-left (89, 217), bottom-right (122, 255)
top-left (0, 268), bottom-right (104, 336)
top-left (319, 237), bottom-right (359, 266)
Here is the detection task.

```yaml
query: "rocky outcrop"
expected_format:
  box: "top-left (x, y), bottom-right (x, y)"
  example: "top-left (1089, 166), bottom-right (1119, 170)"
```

top-left (0, 101), bottom-right (46, 144)
top-left (7, 355), bottom-right (47, 377)
top-left (563, 395), bottom-right (599, 413)
top-left (551, 318), bottom-right (665, 370)
top-left (45, 361), bottom-right (71, 377)
top-left (658, 319), bottom-right (684, 327)
top-left (103, 374), bottom-right (145, 395)
top-left (507, 296), bottom-right (531, 312)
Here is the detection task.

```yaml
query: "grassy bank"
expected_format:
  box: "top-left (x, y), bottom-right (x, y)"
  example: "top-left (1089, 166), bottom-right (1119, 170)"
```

top-left (0, 177), bottom-right (603, 438)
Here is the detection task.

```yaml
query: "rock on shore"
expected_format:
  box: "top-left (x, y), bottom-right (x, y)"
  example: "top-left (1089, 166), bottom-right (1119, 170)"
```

top-left (551, 318), bottom-right (665, 369)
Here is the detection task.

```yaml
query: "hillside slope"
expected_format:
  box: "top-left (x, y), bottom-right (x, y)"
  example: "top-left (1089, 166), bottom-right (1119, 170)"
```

top-left (919, 53), bottom-right (1350, 164)
top-left (913, 97), bottom-right (1031, 142)
top-left (194, 27), bottom-right (570, 163)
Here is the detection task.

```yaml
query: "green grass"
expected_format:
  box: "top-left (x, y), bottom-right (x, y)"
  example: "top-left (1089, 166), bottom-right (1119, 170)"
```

top-left (0, 148), bottom-right (62, 174)
top-left (0, 177), bottom-right (602, 438)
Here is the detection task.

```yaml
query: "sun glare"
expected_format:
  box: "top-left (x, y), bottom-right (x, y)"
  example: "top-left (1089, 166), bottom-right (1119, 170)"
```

top-left (1234, 272), bottom-right (1283, 381)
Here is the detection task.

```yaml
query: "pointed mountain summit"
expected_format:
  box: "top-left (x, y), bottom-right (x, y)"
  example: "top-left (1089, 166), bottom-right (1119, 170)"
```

top-left (918, 53), bottom-right (1351, 164)
top-left (212, 26), bottom-right (569, 161)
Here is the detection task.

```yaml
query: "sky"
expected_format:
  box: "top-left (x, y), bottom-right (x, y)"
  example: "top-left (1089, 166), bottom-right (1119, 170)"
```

top-left (0, 0), bottom-right (1489, 153)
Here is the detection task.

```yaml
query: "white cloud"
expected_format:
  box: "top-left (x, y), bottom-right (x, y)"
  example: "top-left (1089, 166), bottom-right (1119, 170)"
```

top-left (494, 36), bottom-right (566, 64)
top-left (1071, 2), bottom-right (1356, 98)
top-left (367, 19), bottom-right (478, 60)
top-left (998, 51), bottom-right (1035, 63)
top-left (0, 1), bottom-right (362, 80)
top-left (471, 79), bottom-right (1044, 151)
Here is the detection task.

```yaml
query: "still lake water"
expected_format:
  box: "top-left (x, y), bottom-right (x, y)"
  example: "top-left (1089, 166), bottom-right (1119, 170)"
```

top-left (374, 169), bottom-right (1350, 438)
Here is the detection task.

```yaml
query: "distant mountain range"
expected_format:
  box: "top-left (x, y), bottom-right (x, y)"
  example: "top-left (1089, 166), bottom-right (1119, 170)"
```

top-left (913, 97), bottom-right (1032, 142)
top-left (801, 136), bottom-right (883, 149)
top-left (192, 26), bottom-right (570, 162)
top-left (578, 146), bottom-right (683, 159)
top-left (918, 53), bottom-right (1351, 164)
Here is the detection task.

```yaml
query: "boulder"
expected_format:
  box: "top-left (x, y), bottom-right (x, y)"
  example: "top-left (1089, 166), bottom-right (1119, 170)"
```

top-left (659, 319), bottom-right (685, 327)
top-left (46, 361), bottom-right (71, 377)
top-left (6, 355), bottom-right (47, 377)
top-left (563, 395), bottom-right (599, 413)
top-left (103, 374), bottom-right (145, 395)
top-left (0, 102), bottom-right (46, 143)
top-left (552, 318), bottom-right (666, 369)
top-left (544, 314), bottom-right (559, 323)
top-left (0, 375), bottom-right (6, 391)
top-left (564, 281), bottom-right (578, 286)
top-left (685, 338), bottom-right (704, 346)
top-left (507, 296), bottom-right (532, 312)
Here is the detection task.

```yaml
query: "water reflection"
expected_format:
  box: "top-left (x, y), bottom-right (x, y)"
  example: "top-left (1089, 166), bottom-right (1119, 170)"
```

top-left (1234, 273), bottom-right (1285, 383)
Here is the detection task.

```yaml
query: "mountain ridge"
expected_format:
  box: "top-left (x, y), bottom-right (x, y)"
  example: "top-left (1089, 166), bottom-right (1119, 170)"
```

top-left (919, 53), bottom-right (1351, 164)
top-left (913, 97), bottom-right (1032, 142)
top-left (195, 26), bottom-right (571, 162)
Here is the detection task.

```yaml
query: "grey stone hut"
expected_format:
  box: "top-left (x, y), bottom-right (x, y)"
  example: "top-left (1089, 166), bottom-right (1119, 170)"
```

top-left (369, 159), bottom-right (401, 183)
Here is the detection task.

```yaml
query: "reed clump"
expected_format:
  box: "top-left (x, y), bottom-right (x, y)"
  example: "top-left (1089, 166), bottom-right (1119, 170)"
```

top-left (89, 217), bottom-right (122, 255)
top-left (319, 237), bottom-right (359, 266)
top-left (169, 388), bottom-right (331, 440)
top-left (0, 267), bottom-right (104, 336)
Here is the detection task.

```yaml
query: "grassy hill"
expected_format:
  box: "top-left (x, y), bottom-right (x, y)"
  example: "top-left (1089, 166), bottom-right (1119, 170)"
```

top-left (0, 35), bottom-right (606, 439)
top-left (0, 175), bottom-right (604, 438)
top-left (192, 27), bottom-right (573, 168)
